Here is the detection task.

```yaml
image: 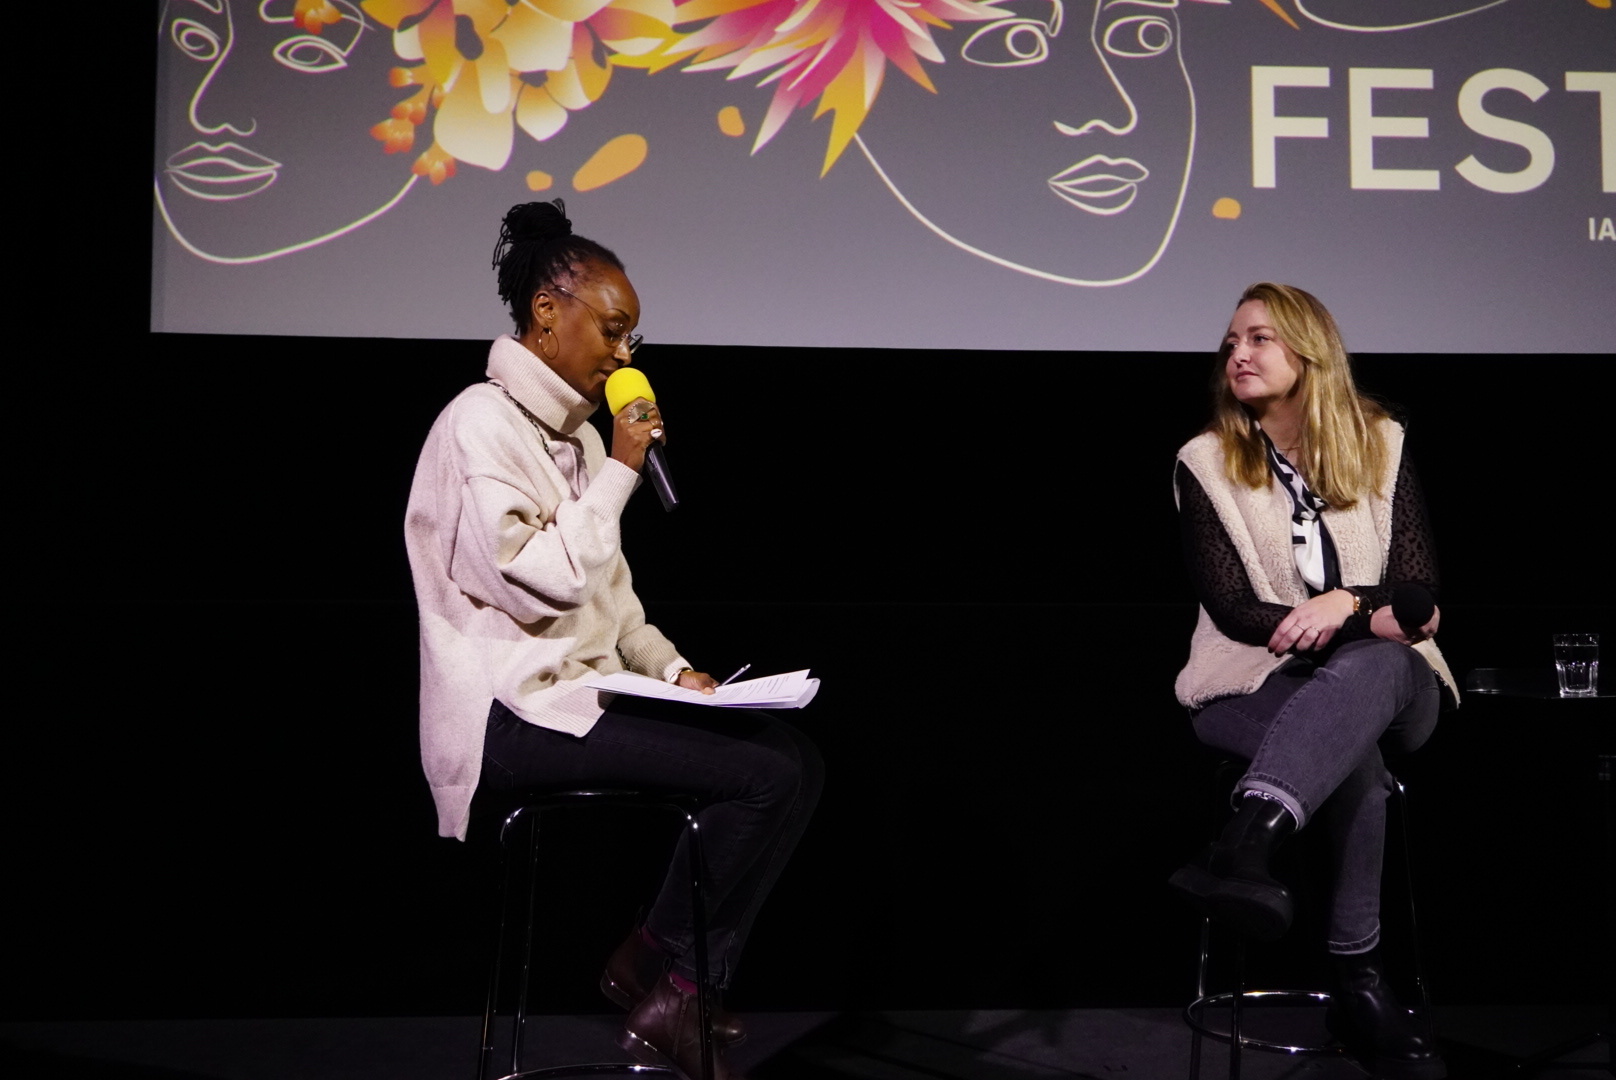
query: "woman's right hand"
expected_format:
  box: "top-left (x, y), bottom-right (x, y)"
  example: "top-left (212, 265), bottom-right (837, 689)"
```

top-left (1268, 588), bottom-right (1357, 655)
top-left (1370, 603), bottom-right (1440, 645)
top-left (609, 396), bottom-right (663, 472)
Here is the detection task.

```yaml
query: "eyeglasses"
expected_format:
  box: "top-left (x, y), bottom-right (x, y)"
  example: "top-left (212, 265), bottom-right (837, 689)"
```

top-left (551, 284), bottom-right (643, 355)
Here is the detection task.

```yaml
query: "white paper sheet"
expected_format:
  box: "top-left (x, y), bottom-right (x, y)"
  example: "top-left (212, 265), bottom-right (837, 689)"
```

top-left (591, 669), bottom-right (819, 709)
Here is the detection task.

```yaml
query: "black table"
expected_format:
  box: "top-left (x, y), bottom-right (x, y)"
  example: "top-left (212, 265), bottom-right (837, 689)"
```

top-left (1464, 668), bottom-right (1613, 1076)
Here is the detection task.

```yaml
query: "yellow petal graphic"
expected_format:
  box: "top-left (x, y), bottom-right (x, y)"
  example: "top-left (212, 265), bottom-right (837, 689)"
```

top-left (453, 0), bottom-right (509, 32)
top-left (602, 37), bottom-right (667, 56)
top-left (435, 65), bottom-right (515, 169)
top-left (717, 105), bottom-right (745, 137)
top-left (1212, 197), bottom-right (1242, 220)
top-left (476, 37), bottom-right (514, 113)
top-left (526, 170), bottom-right (555, 191)
top-left (609, 0), bottom-right (676, 20)
top-left (526, 0), bottom-right (615, 22)
top-left (418, 8), bottom-right (463, 87)
top-left (494, 2), bottom-right (574, 72)
top-left (393, 23), bottom-right (424, 61)
top-left (573, 133), bottom-right (648, 190)
top-left (362, 0), bottom-right (435, 28)
top-left (545, 59), bottom-right (591, 108)
top-left (516, 83), bottom-right (570, 141)
top-left (571, 25), bottom-right (613, 101)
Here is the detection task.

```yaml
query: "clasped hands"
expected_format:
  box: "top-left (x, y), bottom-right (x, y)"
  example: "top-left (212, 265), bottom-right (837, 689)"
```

top-left (1268, 588), bottom-right (1441, 656)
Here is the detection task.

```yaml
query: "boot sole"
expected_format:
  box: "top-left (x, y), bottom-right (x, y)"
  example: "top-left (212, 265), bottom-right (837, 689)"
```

top-left (618, 1026), bottom-right (718, 1080)
top-left (1327, 1014), bottom-right (1447, 1080)
top-left (606, 974), bottom-right (745, 1046)
top-left (1335, 1044), bottom-right (1447, 1080)
top-left (1168, 865), bottom-right (1293, 942)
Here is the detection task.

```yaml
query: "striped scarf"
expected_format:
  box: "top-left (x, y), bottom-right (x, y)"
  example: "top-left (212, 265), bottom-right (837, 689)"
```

top-left (1257, 425), bottom-right (1339, 594)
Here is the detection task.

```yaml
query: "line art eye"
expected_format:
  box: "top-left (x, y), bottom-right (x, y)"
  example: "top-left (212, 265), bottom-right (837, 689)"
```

top-left (172, 19), bottom-right (223, 62)
top-left (962, 19), bottom-right (1054, 67)
top-left (274, 35), bottom-right (349, 72)
top-left (1103, 15), bottom-right (1173, 58)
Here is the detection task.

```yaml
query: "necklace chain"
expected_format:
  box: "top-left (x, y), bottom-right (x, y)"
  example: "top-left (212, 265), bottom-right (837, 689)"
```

top-left (492, 381), bottom-right (555, 460)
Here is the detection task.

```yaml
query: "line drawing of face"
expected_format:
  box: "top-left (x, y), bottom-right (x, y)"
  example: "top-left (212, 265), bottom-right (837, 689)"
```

top-left (154, 0), bottom-right (416, 264)
top-left (1292, 0), bottom-right (1516, 32)
top-left (852, 0), bottom-right (1195, 287)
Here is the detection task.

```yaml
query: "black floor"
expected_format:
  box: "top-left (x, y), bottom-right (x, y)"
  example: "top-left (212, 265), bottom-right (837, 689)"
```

top-left (2, 1007), bottom-right (1606, 1080)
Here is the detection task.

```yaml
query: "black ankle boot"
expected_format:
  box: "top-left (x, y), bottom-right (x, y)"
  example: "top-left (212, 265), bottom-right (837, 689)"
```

top-left (1325, 946), bottom-right (1446, 1080)
top-left (1169, 793), bottom-right (1297, 941)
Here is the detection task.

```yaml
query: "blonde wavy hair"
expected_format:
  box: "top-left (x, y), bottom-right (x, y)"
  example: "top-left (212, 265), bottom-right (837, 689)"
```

top-left (1210, 282), bottom-right (1388, 509)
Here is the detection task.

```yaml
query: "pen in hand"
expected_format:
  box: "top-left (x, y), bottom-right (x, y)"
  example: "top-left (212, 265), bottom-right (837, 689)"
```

top-left (720, 663), bottom-right (751, 686)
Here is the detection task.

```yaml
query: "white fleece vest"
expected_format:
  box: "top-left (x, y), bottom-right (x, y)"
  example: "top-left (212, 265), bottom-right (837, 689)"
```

top-left (1174, 419), bottom-right (1456, 710)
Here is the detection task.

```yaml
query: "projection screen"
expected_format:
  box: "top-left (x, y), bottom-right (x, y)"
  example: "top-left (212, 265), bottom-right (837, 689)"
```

top-left (153, 0), bottom-right (1614, 352)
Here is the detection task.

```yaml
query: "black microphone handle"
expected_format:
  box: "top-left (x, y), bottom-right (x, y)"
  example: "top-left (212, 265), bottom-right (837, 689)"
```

top-left (643, 442), bottom-right (679, 512)
top-left (1390, 583), bottom-right (1435, 634)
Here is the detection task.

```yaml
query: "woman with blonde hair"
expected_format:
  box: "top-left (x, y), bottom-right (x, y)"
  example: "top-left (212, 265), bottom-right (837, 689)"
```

top-left (1169, 283), bottom-right (1455, 1080)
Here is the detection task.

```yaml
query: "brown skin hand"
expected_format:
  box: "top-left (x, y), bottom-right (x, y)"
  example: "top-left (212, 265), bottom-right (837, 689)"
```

top-left (677, 671), bottom-right (719, 695)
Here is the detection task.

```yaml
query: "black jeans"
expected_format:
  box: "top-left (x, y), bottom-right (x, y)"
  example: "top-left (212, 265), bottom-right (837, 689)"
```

top-left (1191, 639), bottom-right (1440, 952)
top-left (472, 696), bottom-right (824, 987)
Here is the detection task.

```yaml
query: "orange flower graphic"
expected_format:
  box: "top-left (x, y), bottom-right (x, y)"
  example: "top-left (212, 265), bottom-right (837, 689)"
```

top-left (361, 0), bottom-right (685, 183)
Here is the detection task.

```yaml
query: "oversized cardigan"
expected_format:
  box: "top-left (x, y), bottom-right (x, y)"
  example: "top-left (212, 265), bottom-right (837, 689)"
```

top-left (405, 336), bottom-right (685, 839)
top-left (1173, 418), bottom-right (1457, 711)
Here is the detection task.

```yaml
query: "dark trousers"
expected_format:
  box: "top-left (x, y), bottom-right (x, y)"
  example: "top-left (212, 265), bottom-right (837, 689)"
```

top-left (1192, 639), bottom-right (1440, 952)
top-left (472, 697), bottom-right (824, 987)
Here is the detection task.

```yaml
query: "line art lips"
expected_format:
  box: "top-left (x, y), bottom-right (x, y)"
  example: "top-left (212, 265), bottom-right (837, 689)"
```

top-left (165, 141), bottom-right (281, 201)
top-left (1048, 155), bottom-right (1149, 215)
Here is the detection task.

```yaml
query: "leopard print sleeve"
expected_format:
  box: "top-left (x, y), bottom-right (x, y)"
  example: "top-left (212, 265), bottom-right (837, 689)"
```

top-left (1176, 461), bottom-right (1292, 647)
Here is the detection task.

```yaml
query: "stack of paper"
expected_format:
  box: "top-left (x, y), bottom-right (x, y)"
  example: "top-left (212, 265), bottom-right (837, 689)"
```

top-left (591, 669), bottom-right (819, 709)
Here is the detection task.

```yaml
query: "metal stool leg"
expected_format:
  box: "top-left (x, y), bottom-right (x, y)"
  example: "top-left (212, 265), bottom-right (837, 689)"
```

top-left (1392, 778), bottom-right (1436, 1042)
top-left (478, 808), bottom-right (525, 1080)
top-left (682, 812), bottom-right (714, 1080)
top-left (1230, 936), bottom-right (1244, 1080)
top-left (477, 794), bottom-right (716, 1080)
top-left (513, 809), bottom-right (544, 1077)
top-left (1188, 918), bottom-right (1209, 1080)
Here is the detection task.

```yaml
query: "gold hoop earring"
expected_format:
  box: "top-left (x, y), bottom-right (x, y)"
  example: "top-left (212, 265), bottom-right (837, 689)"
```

top-left (539, 325), bottom-right (560, 361)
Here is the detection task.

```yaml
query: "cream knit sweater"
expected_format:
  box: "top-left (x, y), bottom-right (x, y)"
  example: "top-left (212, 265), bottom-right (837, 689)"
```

top-left (405, 336), bottom-right (685, 839)
top-left (1173, 419), bottom-right (1456, 711)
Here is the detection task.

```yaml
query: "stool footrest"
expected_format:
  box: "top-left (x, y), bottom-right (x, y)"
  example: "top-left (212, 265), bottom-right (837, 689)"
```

top-left (1185, 989), bottom-right (1344, 1056)
top-left (494, 1064), bottom-right (677, 1080)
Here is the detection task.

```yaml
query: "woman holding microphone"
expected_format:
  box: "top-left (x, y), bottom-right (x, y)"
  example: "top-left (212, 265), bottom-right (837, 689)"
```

top-left (1168, 283), bottom-right (1455, 1080)
top-left (405, 200), bottom-right (822, 1080)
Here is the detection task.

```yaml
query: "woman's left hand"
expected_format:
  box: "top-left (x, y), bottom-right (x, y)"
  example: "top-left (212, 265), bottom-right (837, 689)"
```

top-left (1268, 589), bottom-right (1357, 655)
top-left (1370, 603), bottom-right (1440, 645)
top-left (677, 670), bottom-right (718, 695)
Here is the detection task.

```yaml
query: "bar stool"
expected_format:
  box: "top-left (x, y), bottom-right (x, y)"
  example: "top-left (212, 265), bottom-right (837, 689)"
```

top-left (478, 790), bottom-right (714, 1080)
top-left (1184, 764), bottom-right (1435, 1080)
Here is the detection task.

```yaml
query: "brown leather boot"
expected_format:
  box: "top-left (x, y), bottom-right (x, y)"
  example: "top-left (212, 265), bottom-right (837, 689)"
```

top-left (619, 973), bottom-right (740, 1080)
top-left (600, 931), bottom-right (747, 1045)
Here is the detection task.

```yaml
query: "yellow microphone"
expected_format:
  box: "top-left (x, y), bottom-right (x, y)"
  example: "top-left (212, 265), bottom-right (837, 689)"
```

top-left (604, 368), bottom-right (678, 512)
top-left (605, 367), bottom-right (656, 417)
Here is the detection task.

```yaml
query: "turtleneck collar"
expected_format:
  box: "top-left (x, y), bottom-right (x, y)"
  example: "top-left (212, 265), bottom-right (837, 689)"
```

top-left (485, 334), bottom-right (597, 436)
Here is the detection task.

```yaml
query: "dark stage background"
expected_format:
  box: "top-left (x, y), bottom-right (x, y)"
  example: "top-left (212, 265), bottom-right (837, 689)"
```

top-left (10, 332), bottom-right (1613, 1022)
top-left (7, 3), bottom-right (1612, 1028)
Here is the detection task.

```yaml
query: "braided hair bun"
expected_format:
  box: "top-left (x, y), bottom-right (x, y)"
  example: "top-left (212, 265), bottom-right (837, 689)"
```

top-left (492, 199), bottom-right (624, 334)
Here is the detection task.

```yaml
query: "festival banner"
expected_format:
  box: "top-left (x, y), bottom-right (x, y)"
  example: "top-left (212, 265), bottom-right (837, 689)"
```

top-left (153, 0), bottom-right (1614, 352)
